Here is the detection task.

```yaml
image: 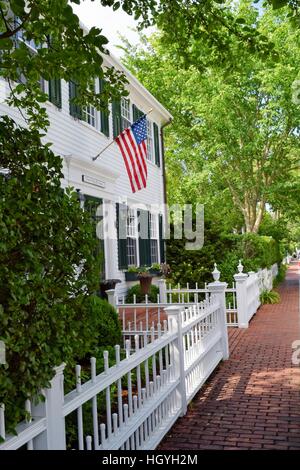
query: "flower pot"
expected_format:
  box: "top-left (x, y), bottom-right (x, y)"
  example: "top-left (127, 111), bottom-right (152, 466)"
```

top-left (99, 279), bottom-right (121, 299)
top-left (138, 274), bottom-right (153, 295)
top-left (125, 271), bottom-right (139, 282)
top-left (149, 269), bottom-right (162, 276)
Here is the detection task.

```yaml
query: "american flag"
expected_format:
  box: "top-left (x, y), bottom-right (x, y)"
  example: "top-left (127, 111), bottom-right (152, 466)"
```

top-left (115, 115), bottom-right (148, 193)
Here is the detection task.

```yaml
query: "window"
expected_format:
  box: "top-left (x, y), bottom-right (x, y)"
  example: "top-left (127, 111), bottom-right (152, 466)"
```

top-left (150, 213), bottom-right (159, 264)
top-left (82, 103), bottom-right (96, 127)
top-left (15, 22), bottom-right (37, 52)
top-left (121, 98), bottom-right (131, 130)
top-left (117, 206), bottom-right (163, 271)
top-left (82, 83), bottom-right (97, 127)
top-left (146, 120), bottom-right (154, 162)
top-left (14, 20), bottom-right (44, 89)
top-left (126, 209), bottom-right (137, 266)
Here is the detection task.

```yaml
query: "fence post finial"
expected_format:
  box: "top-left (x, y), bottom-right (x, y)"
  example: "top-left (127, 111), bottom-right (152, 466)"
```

top-left (237, 260), bottom-right (244, 273)
top-left (212, 263), bottom-right (221, 282)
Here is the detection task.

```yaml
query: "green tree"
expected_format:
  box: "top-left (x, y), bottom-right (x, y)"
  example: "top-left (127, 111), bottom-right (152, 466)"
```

top-left (0, 1), bottom-right (298, 130)
top-left (0, 116), bottom-right (101, 430)
top-left (122, 4), bottom-right (300, 233)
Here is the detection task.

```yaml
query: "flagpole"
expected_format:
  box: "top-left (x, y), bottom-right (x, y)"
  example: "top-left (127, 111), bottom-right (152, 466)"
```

top-left (92, 108), bottom-right (153, 162)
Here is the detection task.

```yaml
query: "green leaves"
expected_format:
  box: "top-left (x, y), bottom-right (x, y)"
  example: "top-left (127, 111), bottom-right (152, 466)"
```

top-left (0, 116), bottom-right (101, 432)
top-left (10, 0), bottom-right (26, 16)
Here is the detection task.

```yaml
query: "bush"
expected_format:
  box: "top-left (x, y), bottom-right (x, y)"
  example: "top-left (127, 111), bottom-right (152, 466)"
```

top-left (82, 296), bottom-right (122, 352)
top-left (260, 290), bottom-right (281, 305)
top-left (238, 233), bottom-right (281, 271)
top-left (166, 218), bottom-right (282, 287)
top-left (126, 284), bottom-right (159, 303)
top-left (273, 264), bottom-right (287, 287)
top-left (0, 117), bottom-right (100, 432)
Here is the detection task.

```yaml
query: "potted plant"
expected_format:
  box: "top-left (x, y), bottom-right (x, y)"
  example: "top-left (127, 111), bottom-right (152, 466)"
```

top-left (137, 266), bottom-right (153, 295)
top-left (125, 265), bottom-right (139, 281)
top-left (149, 263), bottom-right (162, 276)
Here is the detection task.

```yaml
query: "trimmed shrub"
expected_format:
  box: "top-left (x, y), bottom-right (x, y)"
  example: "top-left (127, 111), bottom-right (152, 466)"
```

top-left (83, 296), bottom-right (122, 351)
top-left (167, 219), bottom-right (282, 287)
top-left (126, 284), bottom-right (159, 303)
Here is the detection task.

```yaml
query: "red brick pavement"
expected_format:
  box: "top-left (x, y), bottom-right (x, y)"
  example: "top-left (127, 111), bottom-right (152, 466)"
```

top-left (159, 262), bottom-right (300, 450)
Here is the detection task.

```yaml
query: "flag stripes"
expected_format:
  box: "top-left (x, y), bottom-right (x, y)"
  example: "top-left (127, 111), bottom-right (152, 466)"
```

top-left (115, 115), bottom-right (148, 193)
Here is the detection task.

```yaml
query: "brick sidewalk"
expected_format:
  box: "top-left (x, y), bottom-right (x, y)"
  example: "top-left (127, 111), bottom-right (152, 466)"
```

top-left (159, 263), bottom-right (300, 450)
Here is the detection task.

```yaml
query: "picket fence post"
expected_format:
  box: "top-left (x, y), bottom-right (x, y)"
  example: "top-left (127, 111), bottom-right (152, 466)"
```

top-left (32, 364), bottom-right (66, 450)
top-left (158, 279), bottom-right (167, 303)
top-left (164, 305), bottom-right (187, 416)
top-left (106, 288), bottom-right (116, 308)
top-left (207, 280), bottom-right (229, 359)
top-left (234, 272), bottom-right (249, 329)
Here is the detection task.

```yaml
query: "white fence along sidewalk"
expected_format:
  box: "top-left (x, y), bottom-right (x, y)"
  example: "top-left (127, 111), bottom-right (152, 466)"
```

top-left (0, 281), bottom-right (228, 450)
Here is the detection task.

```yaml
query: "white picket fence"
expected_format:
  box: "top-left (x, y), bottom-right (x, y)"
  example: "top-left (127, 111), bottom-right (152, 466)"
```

top-left (0, 261), bottom-right (282, 451)
top-left (0, 289), bottom-right (228, 450)
top-left (112, 261), bottom-right (279, 334)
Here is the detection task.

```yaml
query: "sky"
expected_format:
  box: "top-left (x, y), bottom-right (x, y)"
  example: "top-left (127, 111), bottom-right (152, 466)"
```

top-left (72, 1), bottom-right (147, 58)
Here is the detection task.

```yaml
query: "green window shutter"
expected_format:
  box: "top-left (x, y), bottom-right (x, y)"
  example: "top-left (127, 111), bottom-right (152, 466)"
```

top-left (153, 123), bottom-right (161, 167)
top-left (99, 78), bottom-right (110, 137)
top-left (116, 203), bottom-right (128, 270)
top-left (69, 80), bottom-right (82, 119)
top-left (112, 100), bottom-right (122, 138)
top-left (84, 195), bottom-right (106, 280)
top-left (49, 78), bottom-right (61, 108)
top-left (159, 214), bottom-right (165, 263)
top-left (138, 209), bottom-right (151, 267)
top-left (132, 104), bottom-right (144, 122)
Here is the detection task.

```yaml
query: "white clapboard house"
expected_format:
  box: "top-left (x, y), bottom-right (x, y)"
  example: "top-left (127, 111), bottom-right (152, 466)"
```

top-left (0, 26), bottom-right (172, 294)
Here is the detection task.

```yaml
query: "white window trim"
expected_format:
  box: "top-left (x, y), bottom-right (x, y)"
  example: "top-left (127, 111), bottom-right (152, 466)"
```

top-left (126, 208), bottom-right (139, 267)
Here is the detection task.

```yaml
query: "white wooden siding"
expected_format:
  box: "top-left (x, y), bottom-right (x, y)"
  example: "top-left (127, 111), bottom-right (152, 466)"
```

top-left (0, 60), bottom-right (171, 293)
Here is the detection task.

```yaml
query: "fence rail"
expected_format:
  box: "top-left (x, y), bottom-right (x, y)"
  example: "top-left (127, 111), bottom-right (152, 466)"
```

top-left (0, 291), bottom-right (228, 450)
top-left (0, 260), bottom-right (283, 451)
top-left (114, 262), bottom-right (279, 332)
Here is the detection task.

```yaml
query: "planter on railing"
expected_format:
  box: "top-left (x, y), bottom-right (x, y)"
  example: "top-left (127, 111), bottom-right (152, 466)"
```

top-left (124, 271), bottom-right (139, 282)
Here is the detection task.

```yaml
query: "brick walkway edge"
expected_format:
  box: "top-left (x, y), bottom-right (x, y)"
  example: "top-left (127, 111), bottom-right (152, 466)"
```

top-left (159, 263), bottom-right (300, 450)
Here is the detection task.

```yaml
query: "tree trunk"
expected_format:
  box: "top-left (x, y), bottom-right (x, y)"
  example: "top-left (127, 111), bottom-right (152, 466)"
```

top-left (243, 200), bottom-right (265, 233)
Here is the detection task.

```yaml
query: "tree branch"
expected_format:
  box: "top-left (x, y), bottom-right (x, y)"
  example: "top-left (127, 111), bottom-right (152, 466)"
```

top-left (0, 12), bottom-right (30, 40)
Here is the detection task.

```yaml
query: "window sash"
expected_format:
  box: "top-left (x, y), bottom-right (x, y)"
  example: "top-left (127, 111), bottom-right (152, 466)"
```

top-left (150, 213), bottom-right (158, 239)
top-left (127, 238), bottom-right (137, 266)
top-left (126, 209), bottom-right (137, 238)
top-left (121, 98), bottom-right (131, 130)
top-left (82, 104), bottom-right (96, 127)
top-left (150, 240), bottom-right (159, 264)
top-left (146, 120), bottom-right (154, 162)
